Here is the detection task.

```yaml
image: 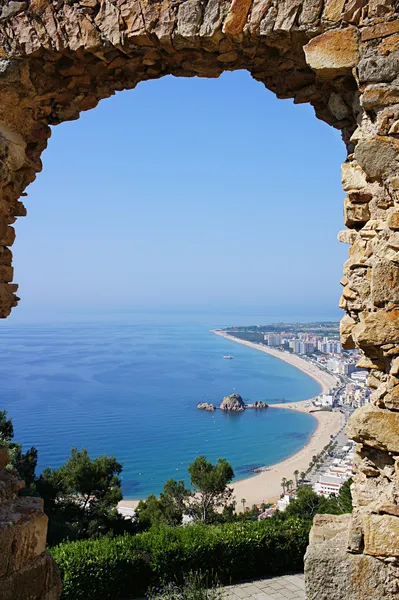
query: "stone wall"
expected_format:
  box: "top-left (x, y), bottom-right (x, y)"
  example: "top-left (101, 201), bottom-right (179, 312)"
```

top-left (0, 1), bottom-right (399, 598)
top-left (0, 446), bottom-right (61, 600)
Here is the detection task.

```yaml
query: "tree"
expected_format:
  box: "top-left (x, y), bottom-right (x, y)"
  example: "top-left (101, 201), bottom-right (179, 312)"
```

top-left (9, 445), bottom-right (38, 489)
top-left (0, 410), bottom-right (134, 544)
top-left (137, 456), bottom-right (236, 527)
top-left (277, 480), bottom-right (353, 522)
top-left (0, 409), bottom-right (38, 490)
top-left (36, 447), bottom-right (126, 544)
top-left (300, 472), bottom-right (306, 481)
top-left (0, 409), bottom-right (14, 442)
top-left (320, 479), bottom-right (353, 515)
top-left (280, 485), bottom-right (323, 521)
top-left (281, 477), bottom-right (287, 494)
top-left (188, 456), bottom-right (235, 523)
top-left (241, 498), bottom-right (246, 512)
top-left (59, 447), bottom-right (123, 510)
top-left (286, 479), bottom-right (294, 492)
top-left (294, 470), bottom-right (299, 488)
top-left (137, 479), bottom-right (191, 528)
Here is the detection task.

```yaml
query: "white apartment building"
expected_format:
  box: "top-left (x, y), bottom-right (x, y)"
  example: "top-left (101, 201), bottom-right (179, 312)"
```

top-left (318, 394), bottom-right (333, 407)
top-left (314, 475), bottom-right (344, 496)
top-left (264, 333), bottom-right (282, 346)
top-left (289, 339), bottom-right (314, 355)
top-left (317, 338), bottom-right (342, 354)
top-left (277, 494), bottom-right (291, 512)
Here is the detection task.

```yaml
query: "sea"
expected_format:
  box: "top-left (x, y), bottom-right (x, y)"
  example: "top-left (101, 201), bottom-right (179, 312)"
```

top-left (0, 311), bottom-right (325, 499)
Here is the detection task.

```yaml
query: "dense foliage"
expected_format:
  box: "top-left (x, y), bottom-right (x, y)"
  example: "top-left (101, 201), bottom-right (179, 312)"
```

top-left (0, 409), bottom-right (38, 488)
top-left (275, 482), bottom-right (353, 522)
top-left (35, 447), bottom-right (136, 545)
top-left (137, 456), bottom-right (236, 527)
top-left (0, 409), bottom-right (135, 545)
top-left (52, 517), bottom-right (311, 600)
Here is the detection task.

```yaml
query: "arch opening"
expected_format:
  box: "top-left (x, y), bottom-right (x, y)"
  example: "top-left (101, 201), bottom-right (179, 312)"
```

top-left (1, 2), bottom-right (399, 600)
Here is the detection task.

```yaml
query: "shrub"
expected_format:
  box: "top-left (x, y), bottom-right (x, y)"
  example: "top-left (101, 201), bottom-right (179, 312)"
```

top-left (51, 517), bottom-right (310, 600)
top-left (147, 571), bottom-right (222, 600)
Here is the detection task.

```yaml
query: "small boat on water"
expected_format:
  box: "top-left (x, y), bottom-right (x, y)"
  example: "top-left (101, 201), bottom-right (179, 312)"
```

top-left (223, 355), bottom-right (234, 359)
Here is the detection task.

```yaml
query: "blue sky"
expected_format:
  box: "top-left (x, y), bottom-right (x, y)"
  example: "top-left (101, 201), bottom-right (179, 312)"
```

top-left (10, 70), bottom-right (347, 321)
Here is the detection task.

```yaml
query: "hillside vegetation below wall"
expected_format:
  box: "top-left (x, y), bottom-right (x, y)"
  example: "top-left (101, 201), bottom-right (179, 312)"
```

top-left (51, 519), bottom-right (310, 600)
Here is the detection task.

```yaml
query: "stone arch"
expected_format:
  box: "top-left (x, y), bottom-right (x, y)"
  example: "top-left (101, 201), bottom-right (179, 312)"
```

top-left (1, 1), bottom-right (399, 599)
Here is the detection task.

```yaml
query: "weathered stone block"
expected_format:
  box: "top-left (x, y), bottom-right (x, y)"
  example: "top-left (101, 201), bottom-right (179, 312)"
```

top-left (338, 229), bottom-right (357, 244)
top-left (361, 19), bottom-right (399, 41)
top-left (0, 551), bottom-right (61, 600)
top-left (363, 513), bottom-right (399, 557)
top-left (0, 500), bottom-right (47, 578)
top-left (358, 51), bottom-right (399, 83)
top-left (371, 260), bottom-right (399, 306)
top-left (389, 212), bottom-right (399, 230)
top-left (222, 0), bottom-right (252, 36)
top-left (340, 314), bottom-right (356, 349)
top-left (299, 0), bottom-right (323, 25)
top-left (344, 198), bottom-right (370, 227)
top-left (352, 310), bottom-right (399, 348)
top-left (357, 356), bottom-right (385, 370)
top-left (305, 513), bottom-right (398, 600)
top-left (341, 162), bottom-right (367, 191)
top-left (309, 513), bottom-right (350, 544)
top-left (304, 27), bottom-right (360, 77)
top-left (346, 404), bottom-right (399, 452)
top-left (0, 265), bottom-right (13, 282)
top-left (322, 0), bottom-right (345, 22)
top-left (361, 83), bottom-right (399, 109)
top-left (355, 136), bottom-right (399, 181)
top-left (383, 384), bottom-right (399, 409)
top-left (273, 0), bottom-right (302, 31)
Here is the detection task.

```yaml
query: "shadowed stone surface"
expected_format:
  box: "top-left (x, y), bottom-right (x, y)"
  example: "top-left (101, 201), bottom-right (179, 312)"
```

top-left (2, 1), bottom-right (399, 599)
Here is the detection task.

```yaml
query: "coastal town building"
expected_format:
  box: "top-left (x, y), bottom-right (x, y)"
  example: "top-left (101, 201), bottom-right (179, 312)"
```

top-left (317, 339), bottom-right (342, 354)
top-left (317, 395), bottom-right (333, 408)
top-left (288, 340), bottom-right (315, 355)
top-left (313, 443), bottom-right (355, 497)
top-left (276, 494), bottom-right (292, 512)
top-left (314, 475), bottom-right (343, 496)
top-left (264, 333), bottom-right (282, 347)
top-left (341, 380), bottom-right (370, 408)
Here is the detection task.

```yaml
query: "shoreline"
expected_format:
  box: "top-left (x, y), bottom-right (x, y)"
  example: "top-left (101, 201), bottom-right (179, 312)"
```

top-left (118, 331), bottom-right (344, 513)
top-left (212, 330), bottom-right (338, 397)
top-left (212, 330), bottom-right (344, 506)
top-left (231, 399), bottom-right (344, 507)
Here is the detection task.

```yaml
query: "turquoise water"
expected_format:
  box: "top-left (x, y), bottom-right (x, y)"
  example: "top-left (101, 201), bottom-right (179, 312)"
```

top-left (0, 314), bottom-right (319, 498)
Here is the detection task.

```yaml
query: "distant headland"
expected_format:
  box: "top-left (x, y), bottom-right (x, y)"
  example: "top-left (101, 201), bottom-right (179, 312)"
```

top-left (197, 393), bottom-right (268, 413)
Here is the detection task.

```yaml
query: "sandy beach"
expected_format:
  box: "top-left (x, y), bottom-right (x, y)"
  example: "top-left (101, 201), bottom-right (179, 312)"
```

top-left (213, 330), bottom-right (344, 507)
top-left (231, 399), bottom-right (344, 507)
top-left (118, 399), bottom-right (345, 514)
top-left (118, 331), bottom-right (344, 514)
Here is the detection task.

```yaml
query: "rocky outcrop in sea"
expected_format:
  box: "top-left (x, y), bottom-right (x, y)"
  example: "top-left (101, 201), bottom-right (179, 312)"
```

top-left (220, 393), bottom-right (246, 412)
top-left (246, 401), bottom-right (268, 409)
top-left (197, 402), bottom-right (216, 412)
top-left (197, 394), bottom-right (268, 412)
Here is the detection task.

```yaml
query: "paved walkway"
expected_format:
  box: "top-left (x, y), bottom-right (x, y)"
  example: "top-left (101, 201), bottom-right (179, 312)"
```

top-left (222, 574), bottom-right (305, 600)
